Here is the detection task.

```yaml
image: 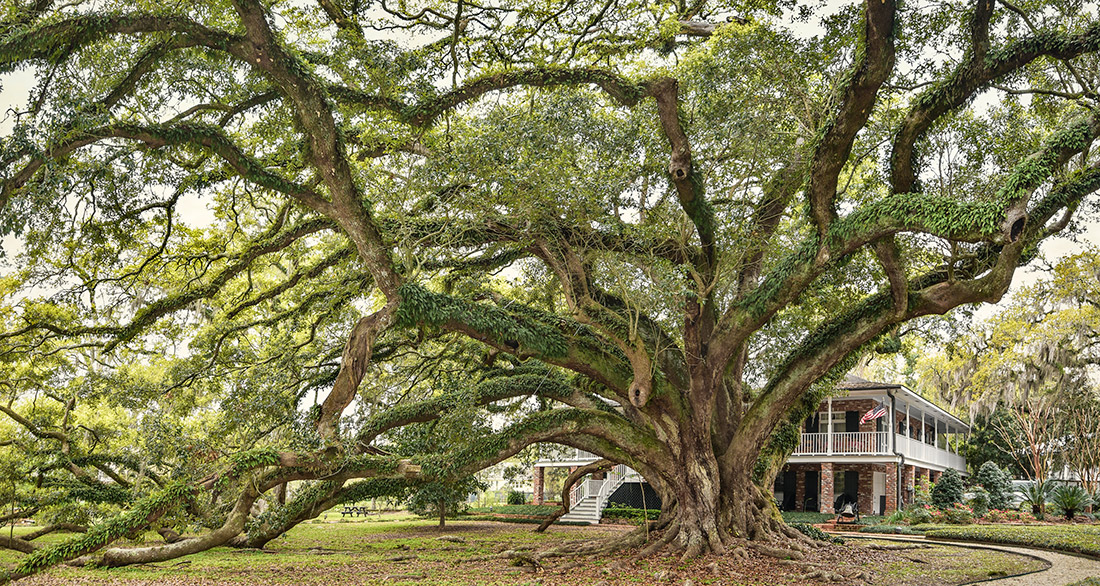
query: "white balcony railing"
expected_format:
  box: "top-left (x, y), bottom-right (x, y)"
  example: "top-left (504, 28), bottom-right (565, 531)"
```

top-left (791, 432), bottom-right (966, 472)
top-left (895, 434), bottom-right (966, 471)
top-left (794, 431), bottom-right (889, 455)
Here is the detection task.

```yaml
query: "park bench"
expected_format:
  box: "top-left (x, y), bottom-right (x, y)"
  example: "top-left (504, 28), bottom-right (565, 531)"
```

top-left (340, 506), bottom-right (370, 517)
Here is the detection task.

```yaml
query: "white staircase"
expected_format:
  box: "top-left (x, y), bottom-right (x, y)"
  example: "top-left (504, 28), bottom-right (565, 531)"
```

top-left (559, 464), bottom-right (641, 524)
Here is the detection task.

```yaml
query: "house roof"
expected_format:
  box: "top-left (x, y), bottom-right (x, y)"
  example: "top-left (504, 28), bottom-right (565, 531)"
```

top-left (834, 374), bottom-right (970, 433)
top-left (838, 374), bottom-right (902, 391)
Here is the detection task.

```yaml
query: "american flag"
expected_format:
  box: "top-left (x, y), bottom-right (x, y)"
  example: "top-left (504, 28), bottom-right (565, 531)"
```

top-left (860, 404), bottom-right (887, 425)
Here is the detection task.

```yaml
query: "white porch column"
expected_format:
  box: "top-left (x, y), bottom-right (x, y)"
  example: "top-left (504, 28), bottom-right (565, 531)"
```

top-left (921, 410), bottom-right (926, 444)
top-left (887, 394), bottom-right (895, 453)
top-left (827, 397), bottom-right (834, 455)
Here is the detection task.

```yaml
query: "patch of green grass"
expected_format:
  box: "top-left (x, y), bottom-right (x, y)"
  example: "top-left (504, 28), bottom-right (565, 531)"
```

top-left (465, 504), bottom-right (559, 516)
top-left (780, 511), bottom-right (833, 523)
top-left (1068, 578), bottom-right (1100, 586)
top-left (922, 524), bottom-right (1100, 558)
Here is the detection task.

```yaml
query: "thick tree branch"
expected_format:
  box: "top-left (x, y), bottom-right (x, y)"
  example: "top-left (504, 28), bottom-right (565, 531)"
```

top-left (807, 0), bottom-right (896, 233)
top-left (327, 67), bottom-right (648, 128)
top-left (891, 15), bottom-right (1100, 193)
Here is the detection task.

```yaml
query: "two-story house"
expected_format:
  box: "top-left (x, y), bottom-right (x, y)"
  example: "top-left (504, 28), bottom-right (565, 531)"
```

top-left (531, 374), bottom-right (968, 523)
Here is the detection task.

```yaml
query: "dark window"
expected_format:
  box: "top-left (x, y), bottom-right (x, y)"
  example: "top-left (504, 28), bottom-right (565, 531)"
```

top-left (845, 410), bottom-right (859, 432)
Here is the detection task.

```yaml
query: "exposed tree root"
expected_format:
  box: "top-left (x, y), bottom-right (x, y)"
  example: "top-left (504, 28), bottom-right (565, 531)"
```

top-left (748, 542), bottom-right (804, 560)
top-left (22, 523), bottom-right (87, 540)
top-left (0, 536), bottom-right (36, 554)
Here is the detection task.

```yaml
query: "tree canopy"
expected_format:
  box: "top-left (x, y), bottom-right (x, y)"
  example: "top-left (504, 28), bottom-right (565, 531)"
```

top-left (3, 0), bottom-right (1100, 578)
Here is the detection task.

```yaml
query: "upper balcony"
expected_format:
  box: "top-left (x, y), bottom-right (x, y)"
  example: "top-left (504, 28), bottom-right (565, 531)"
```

top-left (792, 430), bottom-right (966, 472)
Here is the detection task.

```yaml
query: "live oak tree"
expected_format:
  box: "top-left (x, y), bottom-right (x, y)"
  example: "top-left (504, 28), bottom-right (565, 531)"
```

top-left (5, 0), bottom-right (1100, 577)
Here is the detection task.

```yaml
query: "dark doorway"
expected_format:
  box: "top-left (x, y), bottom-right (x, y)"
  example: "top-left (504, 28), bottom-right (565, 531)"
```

top-left (834, 470), bottom-right (859, 510)
top-left (780, 469), bottom-right (797, 511)
top-left (804, 412), bottom-right (820, 433)
top-left (804, 470), bottom-right (820, 512)
top-left (845, 410), bottom-right (859, 432)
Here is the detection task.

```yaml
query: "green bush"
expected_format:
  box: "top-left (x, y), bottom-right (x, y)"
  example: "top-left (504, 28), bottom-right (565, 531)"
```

top-left (932, 469), bottom-right (964, 509)
top-left (789, 522), bottom-right (843, 543)
top-left (906, 505), bottom-right (933, 525)
top-left (462, 515), bottom-right (588, 526)
top-left (967, 486), bottom-right (989, 518)
top-left (602, 504), bottom-right (660, 523)
top-left (941, 503), bottom-right (975, 524)
top-left (1050, 484), bottom-right (1091, 520)
top-left (923, 524), bottom-right (1100, 557)
top-left (506, 490), bottom-right (526, 506)
top-left (974, 462), bottom-right (1013, 510)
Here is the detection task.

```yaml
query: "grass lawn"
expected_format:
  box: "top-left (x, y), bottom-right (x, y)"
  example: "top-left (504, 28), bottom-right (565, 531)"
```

top-left (3, 517), bottom-right (1046, 585)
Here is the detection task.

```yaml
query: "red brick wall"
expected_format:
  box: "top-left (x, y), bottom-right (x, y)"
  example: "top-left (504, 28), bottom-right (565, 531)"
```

top-left (884, 463), bottom-right (898, 513)
top-left (783, 460), bottom-right (903, 514)
top-left (902, 464), bottom-right (915, 508)
top-left (532, 466), bottom-right (544, 505)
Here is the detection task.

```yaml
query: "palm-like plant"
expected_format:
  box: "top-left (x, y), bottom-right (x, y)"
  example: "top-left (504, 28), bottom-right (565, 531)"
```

top-left (1021, 481), bottom-right (1053, 517)
top-left (1050, 484), bottom-right (1092, 520)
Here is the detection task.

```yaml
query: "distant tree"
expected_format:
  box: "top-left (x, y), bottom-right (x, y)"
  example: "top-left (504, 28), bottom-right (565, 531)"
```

top-left (962, 407), bottom-right (1028, 478)
top-left (407, 475), bottom-right (487, 528)
top-left (1064, 397), bottom-right (1100, 495)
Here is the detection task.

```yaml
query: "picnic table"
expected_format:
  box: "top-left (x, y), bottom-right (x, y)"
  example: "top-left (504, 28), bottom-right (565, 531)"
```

top-left (340, 506), bottom-right (370, 517)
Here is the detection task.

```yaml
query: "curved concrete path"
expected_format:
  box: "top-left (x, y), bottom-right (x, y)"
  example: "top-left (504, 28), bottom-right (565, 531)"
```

top-left (839, 533), bottom-right (1100, 585)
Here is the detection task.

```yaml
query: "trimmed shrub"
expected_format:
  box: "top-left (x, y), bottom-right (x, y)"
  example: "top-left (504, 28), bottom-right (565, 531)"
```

top-left (1050, 484), bottom-right (1091, 520)
top-left (942, 503), bottom-right (975, 524)
top-left (932, 469), bottom-right (965, 509)
top-left (602, 504), bottom-right (660, 523)
top-left (906, 505), bottom-right (933, 525)
top-left (967, 486), bottom-right (989, 518)
top-left (975, 462), bottom-right (1013, 510)
top-left (506, 490), bottom-right (526, 505)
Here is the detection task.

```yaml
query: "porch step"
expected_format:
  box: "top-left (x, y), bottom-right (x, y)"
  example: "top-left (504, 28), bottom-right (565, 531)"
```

top-left (560, 500), bottom-right (601, 524)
